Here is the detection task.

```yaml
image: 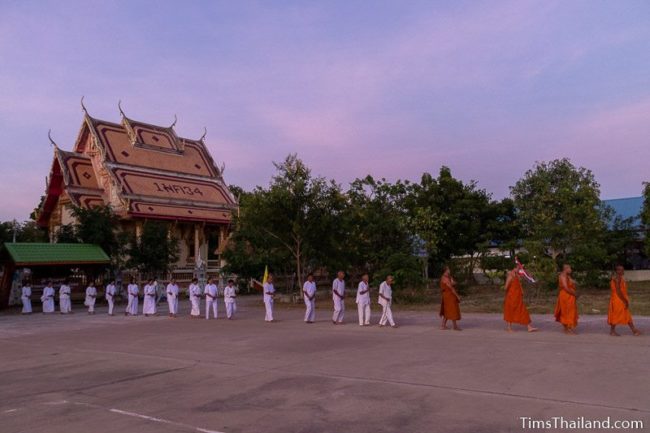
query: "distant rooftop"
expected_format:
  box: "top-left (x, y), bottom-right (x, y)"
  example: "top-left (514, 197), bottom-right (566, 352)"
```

top-left (602, 196), bottom-right (643, 225)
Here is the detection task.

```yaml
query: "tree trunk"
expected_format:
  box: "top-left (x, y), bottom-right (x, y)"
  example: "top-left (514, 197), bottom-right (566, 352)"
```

top-left (295, 239), bottom-right (302, 292)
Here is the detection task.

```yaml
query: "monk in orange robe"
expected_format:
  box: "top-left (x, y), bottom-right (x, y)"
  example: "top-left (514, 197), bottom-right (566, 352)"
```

top-left (554, 264), bottom-right (579, 334)
top-left (439, 266), bottom-right (461, 331)
top-left (503, 267), bottom-right (538, 332)
top-left (608, 265), bottom-right (641, 336)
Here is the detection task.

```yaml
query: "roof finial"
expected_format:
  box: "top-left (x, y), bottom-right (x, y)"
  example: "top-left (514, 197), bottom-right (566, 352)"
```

top-left (48, 129), bottom-right (58, 149)
top-left (118, 100), bottom-right (126, 118)
top-left (200, 127), bottom-right (207, 143)
top-left (170, 114), bottom-right (177, 128)
top-left (80, 96), bottom-right (88, 115)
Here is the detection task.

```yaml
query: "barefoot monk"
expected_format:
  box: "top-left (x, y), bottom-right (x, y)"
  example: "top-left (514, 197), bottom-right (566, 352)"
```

top-left (608, 265), bottom-right (641, 337)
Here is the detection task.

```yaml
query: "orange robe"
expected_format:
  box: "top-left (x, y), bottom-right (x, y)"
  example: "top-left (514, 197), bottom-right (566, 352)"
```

top-left (608, 277), bottom-right (632, 325)
top-left (439, 278), bottom-right (461, 320)
top-left (554, 277), bottom-right (578, 328)
top-left (503, 276), bottom-right (531, 325)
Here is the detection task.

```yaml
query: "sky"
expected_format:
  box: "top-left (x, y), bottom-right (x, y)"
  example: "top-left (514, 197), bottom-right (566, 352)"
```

top-left (0, 0), bottom-right (649, 221)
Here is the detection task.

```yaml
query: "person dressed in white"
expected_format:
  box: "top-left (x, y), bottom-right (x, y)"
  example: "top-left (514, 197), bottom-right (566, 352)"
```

top-left (59, 279), bottom-right (72, 314)
top-left (41, 281), bottom-right (55, 314)
top-left (166, 279), bottom-right (179, 318)
top-left (224, 279), bottom-right (237, 319)
top-left (189, 278), bottom-right (202, 318)
top-left (378, 275), bottom-right (397, 328)
top-left (20, 282), bottom-right (32, 314)
top-left (105, 280), bottom-right (116, 316)
top-left (263, 274), bottom-right (275, 322)
top-left (356, 273), bottom-right (371, 326)
top-left (143, 279), bottom-right (157, 316)
top-left (205, 277), bottom-right (219, 320)
top-left (85, 282), bottom-right (97, 314)
top-left (126, 278), bottom-right (139, 316)
top-left (332, 271), bottom-right (346, 325)
top-left (303, 273), bottom-right (317, 323)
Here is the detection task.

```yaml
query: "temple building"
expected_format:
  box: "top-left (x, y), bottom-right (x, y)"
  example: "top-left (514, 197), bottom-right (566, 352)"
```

top-left (36, 103), bottom-right (238, 277)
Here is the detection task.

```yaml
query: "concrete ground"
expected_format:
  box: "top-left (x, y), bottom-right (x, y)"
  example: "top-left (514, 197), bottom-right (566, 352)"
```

top-left (0, 298), bottom-right (648, 433)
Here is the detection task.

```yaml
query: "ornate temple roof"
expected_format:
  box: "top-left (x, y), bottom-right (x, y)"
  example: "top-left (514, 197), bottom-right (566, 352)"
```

top-left (38, 107), bottom-right (237, 226)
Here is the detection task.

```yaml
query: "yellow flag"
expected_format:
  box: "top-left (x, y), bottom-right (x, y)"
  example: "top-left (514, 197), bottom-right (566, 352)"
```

top-left (262, 265), bottom-right (269, 284)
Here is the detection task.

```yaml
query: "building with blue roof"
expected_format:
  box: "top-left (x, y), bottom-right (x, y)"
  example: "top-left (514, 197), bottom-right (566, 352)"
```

top-left (602, 196), bottom-right (644, 228)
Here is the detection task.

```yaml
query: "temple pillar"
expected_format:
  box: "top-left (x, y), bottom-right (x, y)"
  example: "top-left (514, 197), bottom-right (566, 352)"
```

top-left (194, 224), bottom-right (200, 262)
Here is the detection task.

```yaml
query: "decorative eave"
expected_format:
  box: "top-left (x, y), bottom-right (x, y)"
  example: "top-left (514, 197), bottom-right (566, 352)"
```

top-left (36, 151), bottom-right (65, 227)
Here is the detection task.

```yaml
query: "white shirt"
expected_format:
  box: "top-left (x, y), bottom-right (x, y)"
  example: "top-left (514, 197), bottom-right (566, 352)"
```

top-left (166, 283), bottom-right (179, 297)
top-left (224, 285), bottom-right (236, 303)
top-left (303, 281), bottom-right (316, 301)
top-left (332, 278), bottom-right (345, 300)
top-left (21, 286), bottom-right (31, 298)
top-left (59, 285), bottom-right (71, 298)
top-left (86, 286), bottom-right (97, 297)
top-left (356, 281), bottom-right (370, 304)
top-left (205, 283), bottom-right (218, 300)
top-left (378, 281), bottom-right (392, 306)
top-left (144, 284), bottom-right (156, 297)
top-left (105, 284), bottom-right (116, 298)
top-left (189, 283), bottom-right (202, 298)
top-left (42, 286), bottom-right (55, 299)
top-left (263, 282), bottom-right (275, 302)
top-left (128, 284), bottom-right (139, 296)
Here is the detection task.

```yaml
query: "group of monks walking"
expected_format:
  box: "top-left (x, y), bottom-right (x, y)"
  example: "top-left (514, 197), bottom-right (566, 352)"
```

top-left (499, 263), bottom-right (640, 336)
top-left (438, 263), bottom-right (641, 336)
top-left (17, 264), bottom-right (642, 336)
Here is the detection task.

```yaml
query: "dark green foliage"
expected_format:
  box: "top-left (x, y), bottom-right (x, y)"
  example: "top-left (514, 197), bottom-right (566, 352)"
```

top-left (373, 252), bottom-right (425, 288)
top-left (70, 206), bottom-right (118, 255)
top-left (511, 159), bottom-right (612, 287)
top-left (127, 221), bottom-right (178, 277)
top-left (55, 224), bottom-right (78, 243)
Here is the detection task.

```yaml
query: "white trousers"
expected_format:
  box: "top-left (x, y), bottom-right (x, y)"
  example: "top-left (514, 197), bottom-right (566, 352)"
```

top-left (127, 295), bottom-right (138, 315)
top-left (225, 301), bottom-right (236, 318)
top-left (42, 299), bottom-right (54, 313)
top-left (60, 297), bottom-right (71, 314)
top-left (106, 296), bottom-right (114, 315)
top-left (264, 299), bottom-right (274, 321)
top-left (379, 302), bottom-right (395, 326)
top-left (357, 302), bottom-right (371, 325)
top-left (167, 297), bottom-right (178, 315)
top-left (304, 298), bottom-right (315, 322)
top-left (332, 298), bottom-right (345, 323)
top-left (190, 297), bottom-right (201, 316)
top-left (86, 299), bottom-right (96, 313)
top-left (206, 299), bottom-right (218, 319)
top-left (21, 297), bottom-right (32, 313)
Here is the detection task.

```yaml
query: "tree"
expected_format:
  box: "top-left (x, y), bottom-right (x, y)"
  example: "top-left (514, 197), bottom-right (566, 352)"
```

top-left (15, 221), bottom-right (48, 243)
top-left (642, 182), bottom-right (650, 257)
top-left (0, 220), bottom-right (48, 247)
top-left (69, 205), bottom-right (127, 272)
top-left (55, 224), bottom-right (78, 243)
top-left (224, 154), bottom-right (346, 289)
top-left (511, 159), bottom-right (609, 285)
top-left (127, 221), bottom-right (178, 278)
top-left (343, 176), bottom-right (415, 276)
top-left (0, 221), bottom-right (16, 247)
top-left (71, 206), bottom-right (117, 252)
top-left (406, 168), bottom-right (500, 278)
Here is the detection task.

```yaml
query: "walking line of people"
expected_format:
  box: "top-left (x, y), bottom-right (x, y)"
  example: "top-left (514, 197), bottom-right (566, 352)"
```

top-left (17, 265), bottom-right (642, 336)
